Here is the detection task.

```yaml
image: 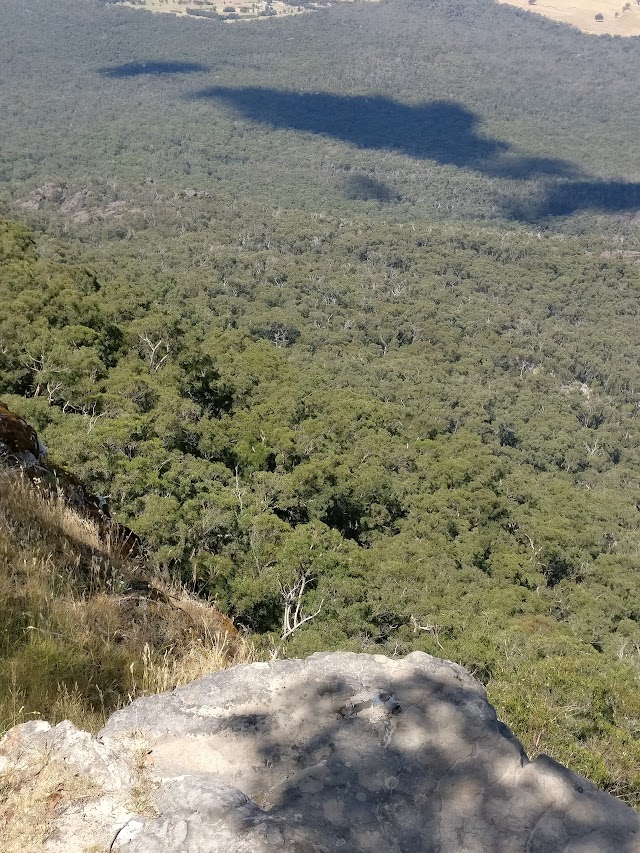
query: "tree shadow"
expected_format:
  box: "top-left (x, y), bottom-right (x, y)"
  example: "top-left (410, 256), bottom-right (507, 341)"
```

top-left (104, 653), bottom-right (640, 852)
top-left (99, 61), bottom-right (209, 78)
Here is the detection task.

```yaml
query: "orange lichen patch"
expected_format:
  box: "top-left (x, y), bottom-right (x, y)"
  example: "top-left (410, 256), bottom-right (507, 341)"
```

top-left (0, 402), bottom-right (42, 459)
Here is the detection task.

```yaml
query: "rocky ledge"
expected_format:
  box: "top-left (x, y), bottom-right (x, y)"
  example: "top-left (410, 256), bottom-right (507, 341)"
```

top-left (2, 652), bottom-right (639, 852)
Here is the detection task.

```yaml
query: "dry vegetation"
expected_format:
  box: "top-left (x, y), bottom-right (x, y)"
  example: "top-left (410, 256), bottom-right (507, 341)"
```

top-left (497, 0), bottom-right (640, 35)
top-left (0, 725), bottom-right (156, 853)
top-left (0, 468), bottom-right (253, 736)
top-left (0, 758), bottom-right (103, 853)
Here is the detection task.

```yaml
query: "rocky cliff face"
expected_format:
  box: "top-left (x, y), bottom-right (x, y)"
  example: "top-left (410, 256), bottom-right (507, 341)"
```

top-left (1, 652), bottom-right (638, 853)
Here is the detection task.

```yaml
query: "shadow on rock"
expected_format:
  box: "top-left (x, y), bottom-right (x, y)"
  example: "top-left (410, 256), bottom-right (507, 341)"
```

top-left (100, 652), bottom-right (640, 853)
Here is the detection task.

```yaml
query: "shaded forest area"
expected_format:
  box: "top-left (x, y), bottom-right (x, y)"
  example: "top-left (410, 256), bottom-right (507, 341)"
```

top-left (1, 0), bottom-right (640, 809)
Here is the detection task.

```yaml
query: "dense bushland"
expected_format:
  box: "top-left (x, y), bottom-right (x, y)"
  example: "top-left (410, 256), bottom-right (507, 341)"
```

top-left (1, 216), bottom-right (639, 803)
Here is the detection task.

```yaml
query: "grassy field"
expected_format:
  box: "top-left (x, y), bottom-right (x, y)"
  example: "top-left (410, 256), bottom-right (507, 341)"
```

top-left (497, 0), bottom-right (640, 35)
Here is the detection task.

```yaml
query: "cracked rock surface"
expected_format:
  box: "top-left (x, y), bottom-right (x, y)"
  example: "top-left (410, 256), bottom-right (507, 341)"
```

top-left (100, 652), bottom-right (640, 852)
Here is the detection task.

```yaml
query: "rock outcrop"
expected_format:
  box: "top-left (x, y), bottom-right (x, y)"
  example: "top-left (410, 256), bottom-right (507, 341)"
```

top-left (2, 652), bottom-right (638, 852)
top-left (18, 182), bottom-right (140, 224)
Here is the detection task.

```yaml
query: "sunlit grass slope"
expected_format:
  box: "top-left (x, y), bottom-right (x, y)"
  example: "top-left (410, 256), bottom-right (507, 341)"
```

top-left (0, 468), bottom-right (252, 734)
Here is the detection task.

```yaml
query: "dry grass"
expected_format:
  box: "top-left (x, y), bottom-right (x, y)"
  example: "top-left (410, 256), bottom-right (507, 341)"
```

top-left (0, 467), bottom-right (253, 735)
top-left (496, 0), bottom-right (640, 36)
top-left (132, 629), bottom-right (254, 697)
top-left (0, 758), bottom-right (102, 853)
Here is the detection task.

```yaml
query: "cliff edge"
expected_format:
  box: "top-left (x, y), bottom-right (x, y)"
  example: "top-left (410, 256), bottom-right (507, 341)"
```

top-left (2, 652), bottom-right (638, 852)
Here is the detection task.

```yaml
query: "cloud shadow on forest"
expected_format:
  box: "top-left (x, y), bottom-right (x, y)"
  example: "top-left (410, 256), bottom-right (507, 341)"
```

top-left (100, 60), bottom-right (209, 78)
top-left (342, 173), bottom-right (400, 204)
top-left (505, 179), bottom-right (640, 221)
top-left (189, 86), bottom-right (640, 221)
top-left (190, 86), bottom-right (579, 183)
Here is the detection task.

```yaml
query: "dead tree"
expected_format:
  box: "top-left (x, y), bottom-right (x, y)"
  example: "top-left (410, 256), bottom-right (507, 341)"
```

top-left (271, 571), bottom-right (324, 660)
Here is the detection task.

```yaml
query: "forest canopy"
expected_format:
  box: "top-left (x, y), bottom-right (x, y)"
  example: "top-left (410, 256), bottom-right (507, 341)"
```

top-left (2, 211), bottom-right (640, 802)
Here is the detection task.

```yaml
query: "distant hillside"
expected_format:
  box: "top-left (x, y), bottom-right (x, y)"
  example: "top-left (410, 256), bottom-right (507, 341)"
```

top-left (1, 0), bottom-right (640, 234)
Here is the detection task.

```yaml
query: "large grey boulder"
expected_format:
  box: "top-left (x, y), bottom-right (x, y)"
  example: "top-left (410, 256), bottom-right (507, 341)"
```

top-left (97, 652), bottom-right (640, 853)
